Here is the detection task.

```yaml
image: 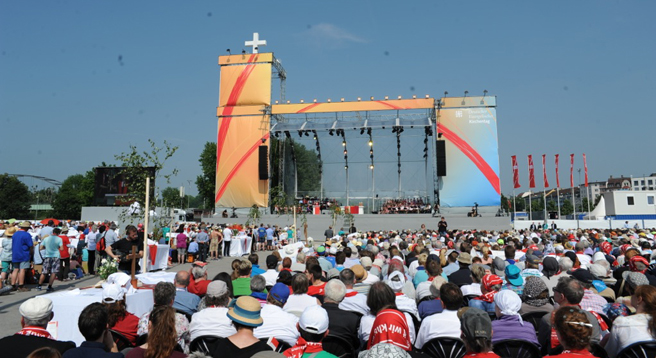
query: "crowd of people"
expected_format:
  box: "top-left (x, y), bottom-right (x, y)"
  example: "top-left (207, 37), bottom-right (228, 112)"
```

top-left (1, 219), bottom-right (656, 358)
top-left (378, 199), bottom-right (432, 214)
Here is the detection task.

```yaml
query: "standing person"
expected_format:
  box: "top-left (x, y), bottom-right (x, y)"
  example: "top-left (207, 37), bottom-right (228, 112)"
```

top-left (324, 226), bottom-right (334, 241)
top-left (265, 225), bottom-right (274, 251)
top-left (106, 225), bottom-right (144, 275)
top-left (257, 224), bottom-right (267, 252)
top-left (37, 228), bottom-right (63, 292)
top-left (175, 224), bottom-right (187, 265)
top-left (196, 225), bottom-right (209, 262)
top-left (1, 226), bottom-right (15, 289)
top-left (85, 225), bottom-right (97, 276)
top-left (57, 228), bottom-right (72, 281)
top-left (104, 223), bottom-right (119, 248)
top-left (10, 221), bottom-right (34, 292)
top-left (223, 225), bottom-right (233, 258)
top-left (209, 226), bottom-right (221, 260)
top-left (438, 217), bottom-right (448, 236)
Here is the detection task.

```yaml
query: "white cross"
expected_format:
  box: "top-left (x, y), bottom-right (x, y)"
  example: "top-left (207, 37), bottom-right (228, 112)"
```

top-left (245, 32), bottom-right (267, 54)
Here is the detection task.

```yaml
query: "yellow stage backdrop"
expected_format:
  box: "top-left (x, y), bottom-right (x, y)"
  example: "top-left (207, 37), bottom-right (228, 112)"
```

top-left (215, 53), bottom-right (271, 207)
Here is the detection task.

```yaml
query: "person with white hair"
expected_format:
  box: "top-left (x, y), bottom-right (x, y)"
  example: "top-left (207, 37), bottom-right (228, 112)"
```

top-left (386, 271), bottom-right (419, 320)
top-left (322, 279), bottom-right (361, 351)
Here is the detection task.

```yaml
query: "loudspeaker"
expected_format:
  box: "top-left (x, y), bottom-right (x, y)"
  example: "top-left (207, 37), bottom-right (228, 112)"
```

top-left (258, 145), bottom-right (268, 180)
top-left (436, 140), bottom-right (447, 176)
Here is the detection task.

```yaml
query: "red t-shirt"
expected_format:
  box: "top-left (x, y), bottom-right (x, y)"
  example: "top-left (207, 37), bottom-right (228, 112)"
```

top-left (544, 349), bottom-right (595, 358)
top-left (111, 312), bottom-right (140, 345)
top-left (188, 275), bottom-right (210, 296)
top-left (59, 235), bottom-right (70, 259)
top-left (307, 282), bottom-right (326, 296)
top-left (464, 353), bottom-right (500, 358)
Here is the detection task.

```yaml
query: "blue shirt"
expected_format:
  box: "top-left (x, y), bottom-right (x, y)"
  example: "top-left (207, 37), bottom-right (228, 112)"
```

top-left (188, 241), bottom-right (199, 253)
top-left (257, 228), bottom-right (267, 238)
top-left (173, 289), bottom-right (201, 316)
top-left (266, 228), bottom-right (274, 240)
top-left (62, 341), bottom-right (123, 358)
top-left (12, 230), bottom-right (33, 263)
top-left (196, 231), bottom-right (209, 243)
top-left (251, 264), bottom-right (266, 277)
top-left (42, 235), bottom-right (63, 258)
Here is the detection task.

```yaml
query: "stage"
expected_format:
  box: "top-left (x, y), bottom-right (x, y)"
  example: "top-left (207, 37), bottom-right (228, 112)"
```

top-left (206, 212), bottom-right (512, 241)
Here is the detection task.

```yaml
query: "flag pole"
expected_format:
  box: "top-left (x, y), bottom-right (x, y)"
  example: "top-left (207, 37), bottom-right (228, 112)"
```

top-left (557, 187), bottom-right (561, 219)
top-left (543, 189), bottom-right (547, 224)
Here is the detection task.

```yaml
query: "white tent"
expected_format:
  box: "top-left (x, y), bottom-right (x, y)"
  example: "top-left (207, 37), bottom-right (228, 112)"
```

top-left (584, 196), bottom-right (606, 220)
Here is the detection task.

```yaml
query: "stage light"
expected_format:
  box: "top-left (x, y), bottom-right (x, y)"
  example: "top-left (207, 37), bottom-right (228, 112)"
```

top-left (341, 98), bottom-right (344, 102)
top-left (329, 130), bottom-right (334, 136)
top-left (342, 140), bottom-right (346, 147)
top-left (384, 96), bottom-right (389, 100)
top-left (226, 49), bottom-right (231, 54)
top-left (464, 90), bottom-right (469, 96)
top-left (305, 131), bottom-right (310, 137)
top-left (275, 100), bottom-right (279, 104)
top-left (274, 132), bottom-right (279, 138)
top-left (300, 99), bottom-right (304, 103)
top-left (313, 135), bottom-right (317, 140)
top-left (367, 128), bottom-right (372, 136)
top-left (287, 100), bottom-right (290, 104)
top-left (357, 97), bottom-right (361, 101)
top-left (345, 165), bottom-right (348, 170)
top-left (370, 154), bottom-right (373, 159)
top-left (425, 94), bottom-right (430, 98)
top-left (327, 98), bottom-right (331, 103)
top-left (483, 90), bottom-right (488, 96)
top-left (284, 131), bottom-right (291, 139)
top-left (444, 91), bottom-right (448, 97)
top-left (242, 49), bottom-right (246, 54)
top-left (370, 96), bottom-right (374, 100)
top-left (370, 149), bottom-right (373, 155)
top-left (368, 140), bottom-right (373, 146)
top-left (298, 131), bottom-right (303, 138)
top-left (370, 165), bottom-right (374, 169)
top-left (360, 128), bottom-right (365, 135)
top-left (343, 150), bottom-right (347, 155)
top-left (313, 99), bottom-right (317, 103)
top-left (412, 95), bottom-right (417, 99)
top-left (438, 133), bottom-right (443, 138)
top-left (398, 95), bottom-right (402, 99)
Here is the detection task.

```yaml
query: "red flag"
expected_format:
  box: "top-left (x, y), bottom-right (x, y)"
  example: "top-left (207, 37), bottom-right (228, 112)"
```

top-left (555, 154), bottom-right (560, 188)
top-left (528, 155), bottom-right (535, 188)
top-left (511, 156), bottom-right (520, 189)
top-left (583, 153), bottom-right (588, 187)
top-left (570, 154), bottom-right (575, 187)
top-left (542, 154), bottom-right (549, 188)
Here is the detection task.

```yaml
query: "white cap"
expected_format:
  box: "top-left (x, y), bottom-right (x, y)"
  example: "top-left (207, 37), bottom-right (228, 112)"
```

top-left (386, 271), bottom-right (405, 292)
top-left (19, 297), bottom-right (53, 321)
top-left (416, 281), bottom-right (432, 301)
top-left (299, 305), bottom-right (329, 334)
top-left (329, 246), bottom-right (337, 255)
top-left (102, 283), bottom-right (126, 303)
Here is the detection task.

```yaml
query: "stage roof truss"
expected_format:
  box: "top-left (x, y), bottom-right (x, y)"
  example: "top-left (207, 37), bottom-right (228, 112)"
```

top-left (270, 112), bottom-right (433, 132)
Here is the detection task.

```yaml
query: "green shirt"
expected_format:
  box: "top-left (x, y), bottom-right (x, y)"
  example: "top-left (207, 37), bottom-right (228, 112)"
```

top-left (232, 277), bottom-right (252, 296)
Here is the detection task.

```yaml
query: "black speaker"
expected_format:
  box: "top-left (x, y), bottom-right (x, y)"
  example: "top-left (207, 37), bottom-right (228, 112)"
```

top-left (258, 145), bottom-right (268, 180)
top-left (436, 140), bottom-right (446, 176)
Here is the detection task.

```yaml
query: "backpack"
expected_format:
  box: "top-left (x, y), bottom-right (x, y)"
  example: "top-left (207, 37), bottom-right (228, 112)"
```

top-left (96, 233), bottom-right (107, 252)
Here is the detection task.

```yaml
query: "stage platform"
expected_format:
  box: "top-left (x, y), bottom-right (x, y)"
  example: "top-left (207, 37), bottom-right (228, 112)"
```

top-left (205, 213), bottom-right (512, 241)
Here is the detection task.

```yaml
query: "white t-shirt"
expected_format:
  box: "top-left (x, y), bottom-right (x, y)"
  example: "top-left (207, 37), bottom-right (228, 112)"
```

top-left (254, 304), bottom-right (300, 346)
top-left (339, 289), bottom-right (370, 316)
top-left (283, 294), bottom-right (318, 316)
top-left (261, 269), bottom-right (279, 287)
top-left (189, 307), bottom-right (236, 340)
top-left (223, 228), bottom-right (232, 242)
top-left (414, 309), bottom-right (461, 349)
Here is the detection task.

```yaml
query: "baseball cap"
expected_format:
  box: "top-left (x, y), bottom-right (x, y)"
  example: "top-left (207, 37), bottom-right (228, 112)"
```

top-left (270, 282), bottom-right (290, 304)
top-left (102, 283), bottom-right (126, 303)
top-left (571, 269), bottom-right (596, 284)
top-left (19, 297), bottom-right (53, 321)
top-left (525, 254), bottom-right (541, 265)
top-left (459, 307), bottom-right (492, 340)
top-left (316, 246), bottom-right (326, 255)
top-left (299, 305), bottom-right (329, 334)
top-left (266, 255), bottom-right (278, 267)
top-left (504, 264), bottom-right (523, 286)
top-left (207, 281), bottom-right (228, 297)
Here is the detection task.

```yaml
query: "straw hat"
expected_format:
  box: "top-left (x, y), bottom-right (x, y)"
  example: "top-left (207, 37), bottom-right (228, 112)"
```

top-left (18, 221), bottom-right (31, 229)
top-left (227, 296), bottom-right (264, 327)
top-left (4, 226), bottom-right (17, 237)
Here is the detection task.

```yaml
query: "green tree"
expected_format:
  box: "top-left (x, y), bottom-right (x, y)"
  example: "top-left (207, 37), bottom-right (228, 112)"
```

top-left (500, 194), bottom-right (510, 212)
top-left (581, 197), bottom-right (590, 212)
top-left (269, 137), bottom-right (321, 203)
top-left (531, 197), bottom-right (544, 213)
top-left (561, 199), bottom-right (573, 215)
top-left (510, 196), bottom-right (525, 211)
top-left (114, 139), bottom-right (179, 213)
top-left (195, 142), bottom-right (216, 210)
top-left (52, 171), bottom-right (95, 219)
top-left (161, 187), bottom-right (182, 208)
top-left (0, 174), bottom-right (31, 218)
top-left (546, 199), bottom-right (557, 212)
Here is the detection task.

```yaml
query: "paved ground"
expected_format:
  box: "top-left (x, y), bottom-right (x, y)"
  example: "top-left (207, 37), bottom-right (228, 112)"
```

top-left (0, 250), bottom-right (271, 339)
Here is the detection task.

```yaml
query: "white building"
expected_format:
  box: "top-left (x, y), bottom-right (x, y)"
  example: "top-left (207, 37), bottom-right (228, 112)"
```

top-left (604, 190), bottom-right (656, 217)
top-left (630, 173), bottom-right (656, 191)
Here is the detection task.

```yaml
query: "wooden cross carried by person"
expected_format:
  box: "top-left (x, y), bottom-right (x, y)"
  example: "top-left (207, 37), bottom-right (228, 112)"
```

top-left (130, 245), bottom-right (138, 288)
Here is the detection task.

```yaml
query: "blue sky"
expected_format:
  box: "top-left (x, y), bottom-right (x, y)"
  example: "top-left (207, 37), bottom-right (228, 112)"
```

top-left (1, 1), bottom-right (654, 199)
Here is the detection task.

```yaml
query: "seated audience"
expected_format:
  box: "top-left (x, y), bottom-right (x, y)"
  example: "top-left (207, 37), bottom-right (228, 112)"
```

top-left (62, 303), bottom-right (121, 358)
top-left (544, 306), bottom-right (596, 358)
top-left (126, 305), bottom-right (185, 358)
top-left (283, 306), bottom-right (337, 358)
top-left (366, 282), bottom-right (413, 351)
top-left (417, 276), bottom-right (446, 319)
top-left (190, 281), bottom-right (236, 340)
top-left (415, 282), bottom-right (463, 349)
top-left (461, 264), bottom-right (484, 296)
top-left (520, 276), bottom-right (554, 315)
top-left (492, 289), bottom-right (539, 346)
top-left (470, 274), bottom-right (503, 313)
top-left (103, 284), bottom-right (140, 345)
top-left (0, 297), bottom-right (75, 358)
top-left (137, 282), bottom-right (190, 352)
top-left (172, 271), bottom-right (201, 316)
top-left (254, 283), bottom-right (300, 346)
top-left (339, 268), bottom-right (370, 316)
top-left (283, 274), bottom-right (321, 316)
top-left (232, 259), bottom-right (253, 296)
top-left (210, 296), bottom-right (272, 358)
top-left (322, 279), bottom-right (361, 351)
top-left (604, 285), bottom-right (656, 357)
top-left (459, 307), bottom-right (500, 358)
top-left (250, 275), bottom-right (268, 306)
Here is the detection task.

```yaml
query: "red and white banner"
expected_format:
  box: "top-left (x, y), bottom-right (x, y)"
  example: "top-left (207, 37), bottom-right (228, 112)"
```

top-left (511, 155), bottom-right (520, 189)
top-left (570, 154), bottom-right (575, 188)
top-left (528, 155), bottom-right (536, 188)
top-left (542, 155), bottom-right (549, 188)
top-left (583, 153), bottom-right (588, 187)
top-left (555, 154), bottom-right (560, 188)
